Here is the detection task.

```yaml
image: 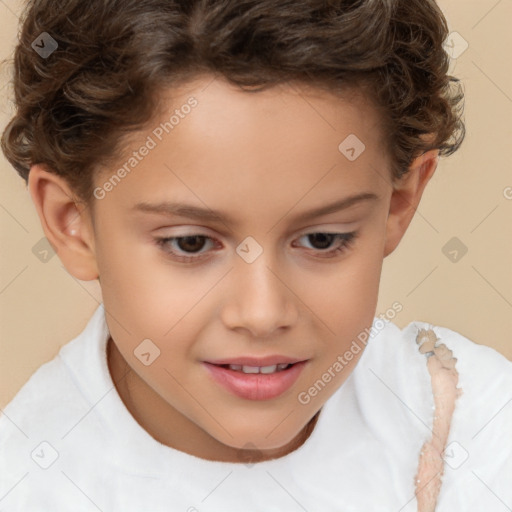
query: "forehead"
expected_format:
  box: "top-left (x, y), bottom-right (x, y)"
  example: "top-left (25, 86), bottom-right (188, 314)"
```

top-left (103, 74), bottom-right (385, 167)
top-left (157, 75), bottom-right (387, 157)
top-left (93, 76), bottom-right (390, 225)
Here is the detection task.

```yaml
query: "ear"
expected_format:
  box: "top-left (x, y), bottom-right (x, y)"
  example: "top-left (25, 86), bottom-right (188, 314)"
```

top-left (383, 148), bottom-right (439, 257)
top-left (28, 164), bottom-right (99, 280)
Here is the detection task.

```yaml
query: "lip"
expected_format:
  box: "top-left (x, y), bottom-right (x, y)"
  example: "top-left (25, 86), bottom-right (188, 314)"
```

top-left (203, 360), bottom-right (308, 401)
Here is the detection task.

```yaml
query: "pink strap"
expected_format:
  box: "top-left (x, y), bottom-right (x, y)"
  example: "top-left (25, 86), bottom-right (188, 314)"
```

top-left (414, 328), bottom-right (462, 512)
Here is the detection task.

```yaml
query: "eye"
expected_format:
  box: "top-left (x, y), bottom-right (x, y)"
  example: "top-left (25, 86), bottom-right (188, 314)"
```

top-left (293, 231), bottom-right (358, 258)
top-left (155, 235), bottom-right (218, 263)
top-left (155, 231), bottom-right (359, 263)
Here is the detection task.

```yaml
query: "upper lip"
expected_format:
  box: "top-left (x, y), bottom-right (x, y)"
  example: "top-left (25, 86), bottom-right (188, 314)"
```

top-left (205, 355), bottom-right (308, 367)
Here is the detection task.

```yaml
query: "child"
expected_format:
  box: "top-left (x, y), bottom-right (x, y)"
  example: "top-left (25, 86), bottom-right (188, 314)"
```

top-left (1, 0), bottom-right (511, 510)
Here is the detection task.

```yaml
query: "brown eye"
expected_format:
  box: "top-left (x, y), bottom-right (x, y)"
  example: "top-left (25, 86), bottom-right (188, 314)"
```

top-left (295, 232), bottom-right (358, 256)
top-left (176, 236), bottom-right (208, 253)
top-left (155, 234), bottom-right (218, 263)
top-left (305, 233), bottom-right (337, 250)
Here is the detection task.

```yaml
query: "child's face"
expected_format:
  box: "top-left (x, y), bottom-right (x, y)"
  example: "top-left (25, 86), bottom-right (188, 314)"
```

top-left (74, 75), bottom-right (415, 461)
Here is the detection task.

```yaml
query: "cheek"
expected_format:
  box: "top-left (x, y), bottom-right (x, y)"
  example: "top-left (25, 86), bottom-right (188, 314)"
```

top-left (94, 220), bottom-right (172, 308)
top-left (310, 245), bottom-right (383, 324)
top-left (302, 241), bottom-right (384, 375)
top-left (95, 231), bottom-right (215, 357)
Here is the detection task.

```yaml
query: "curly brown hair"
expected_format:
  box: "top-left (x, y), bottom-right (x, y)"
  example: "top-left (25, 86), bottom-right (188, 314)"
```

top-left (1, 0), bottom-right (465, 204)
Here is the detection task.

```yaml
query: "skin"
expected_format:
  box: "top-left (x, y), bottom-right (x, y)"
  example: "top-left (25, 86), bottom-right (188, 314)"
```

top-left (28, 74), bottom-right (439, 463)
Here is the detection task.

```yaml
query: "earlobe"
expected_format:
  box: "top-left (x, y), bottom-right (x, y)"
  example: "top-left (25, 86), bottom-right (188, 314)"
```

top-left (383, 148), bottom-right (439, 257)
top-left (28, 164), bottom-right (99, 281)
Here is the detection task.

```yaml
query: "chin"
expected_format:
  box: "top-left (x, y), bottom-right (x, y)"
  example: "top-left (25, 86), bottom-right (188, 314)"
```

top-left (214, 423), bottom-right (306, 454)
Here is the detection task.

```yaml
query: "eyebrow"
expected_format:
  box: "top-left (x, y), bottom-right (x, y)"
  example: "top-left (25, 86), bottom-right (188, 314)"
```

top-left (131, 192), bottom-right (379, 225)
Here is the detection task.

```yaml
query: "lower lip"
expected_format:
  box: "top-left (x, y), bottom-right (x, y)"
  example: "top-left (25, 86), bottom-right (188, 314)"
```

top-left (203, 361), bottom-right (307, 401)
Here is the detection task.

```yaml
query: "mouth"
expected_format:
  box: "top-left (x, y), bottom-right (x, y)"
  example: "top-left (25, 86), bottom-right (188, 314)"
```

top-left (213, 362), bottom-right (295, 374)
top-left (203, 359), bottom-right (309, 401)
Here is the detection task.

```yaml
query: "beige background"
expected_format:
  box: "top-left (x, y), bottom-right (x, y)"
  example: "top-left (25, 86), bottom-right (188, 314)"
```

top-left (1, 0), bottom-right (511, 408)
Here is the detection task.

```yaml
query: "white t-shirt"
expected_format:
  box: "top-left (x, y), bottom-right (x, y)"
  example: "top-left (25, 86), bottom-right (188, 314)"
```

top-left (1, 304), bottom-right (511, 511)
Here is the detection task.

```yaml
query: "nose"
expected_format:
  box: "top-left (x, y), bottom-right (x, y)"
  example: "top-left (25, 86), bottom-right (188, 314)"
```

top-left (220, 253), bottom-right (299, 338)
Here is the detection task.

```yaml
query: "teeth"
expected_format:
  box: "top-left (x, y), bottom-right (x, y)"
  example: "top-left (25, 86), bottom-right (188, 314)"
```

top-left (242, 366), bottom-right (260, 374)
top-left (227, 363), bottom-right (291, 373)
top-left (260, 365), bottom-right (278, 374)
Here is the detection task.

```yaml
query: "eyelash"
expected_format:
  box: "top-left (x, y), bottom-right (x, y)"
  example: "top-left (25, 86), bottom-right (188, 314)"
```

top-left (154, 231), bottom-right (359, 263)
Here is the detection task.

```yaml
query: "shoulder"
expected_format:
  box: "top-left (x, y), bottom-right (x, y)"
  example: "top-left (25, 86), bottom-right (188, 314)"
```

top-left (391, 319), bottom-right (512, 437)
top-left (0, 306), bottom-right (109, 509)
top-left (401, 319), bottom-right (512, 385)
top-left (384, 319), bottom-right (512, 508)
top-left (401, 320), bottom-right (512, 433)
top-left (0, 348), bottom-right (87, 443)
top-left (363, 316), bottom-right (512, 400)
top-left (0, 351), bottom-right (86, 507)
top-left (0, 306), bottom-right (108, 441)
